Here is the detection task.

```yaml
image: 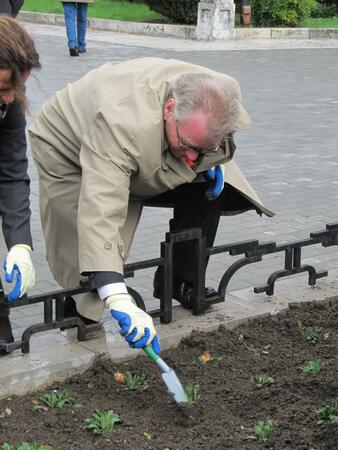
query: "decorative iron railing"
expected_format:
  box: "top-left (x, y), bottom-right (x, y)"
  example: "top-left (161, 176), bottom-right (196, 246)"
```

top-left (1, 222), bottom-right (337, 354)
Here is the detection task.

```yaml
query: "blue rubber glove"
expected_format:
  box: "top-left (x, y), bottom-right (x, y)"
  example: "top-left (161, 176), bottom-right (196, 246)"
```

top-left (4, 244), bottom-right (35, 302)
top-left (204, 165), bottom-right (225, 201)
top-left (106, 293), bottom-right (160, 353)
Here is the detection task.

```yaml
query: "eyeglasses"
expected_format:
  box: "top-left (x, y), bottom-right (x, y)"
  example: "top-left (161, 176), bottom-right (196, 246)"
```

top-left (175, 120), bottom-right (220, 156)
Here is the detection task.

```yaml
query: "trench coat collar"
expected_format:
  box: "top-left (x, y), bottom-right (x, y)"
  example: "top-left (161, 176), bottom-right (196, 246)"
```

top-left (161, 134), bottom-right (196, 183)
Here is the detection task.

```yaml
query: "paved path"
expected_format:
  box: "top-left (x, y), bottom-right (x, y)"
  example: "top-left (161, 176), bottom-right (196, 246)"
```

top-left (2, 23), bottom-right (338, 338)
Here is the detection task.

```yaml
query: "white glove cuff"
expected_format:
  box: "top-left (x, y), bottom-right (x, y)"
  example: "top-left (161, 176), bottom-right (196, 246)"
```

top-left (11, 244), bottom-right (32, 253)
top-left (105, 293), bottom-right (133, 311)
top-left (97, 282), bottom-right (128, 301)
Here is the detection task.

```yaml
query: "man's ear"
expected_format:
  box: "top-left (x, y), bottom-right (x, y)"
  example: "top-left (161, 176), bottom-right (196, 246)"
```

top-left (164, 97), bottom-right (175, 120)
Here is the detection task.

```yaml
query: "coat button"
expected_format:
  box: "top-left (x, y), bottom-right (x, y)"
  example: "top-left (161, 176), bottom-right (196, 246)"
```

top-left (104, 242), bottom-right (112, 250)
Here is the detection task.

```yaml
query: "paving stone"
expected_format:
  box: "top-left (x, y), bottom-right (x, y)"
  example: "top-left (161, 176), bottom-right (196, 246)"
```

top-left (0, 24), bottom-right (337, 391)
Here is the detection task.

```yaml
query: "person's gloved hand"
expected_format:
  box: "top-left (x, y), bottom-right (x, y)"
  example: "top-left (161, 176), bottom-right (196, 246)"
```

top-left (4, 244), bottom-right (35, 302)
top-left (106, 293), bottom-right (160, 353)
top-left (204, 165), bottom-right (225, 201)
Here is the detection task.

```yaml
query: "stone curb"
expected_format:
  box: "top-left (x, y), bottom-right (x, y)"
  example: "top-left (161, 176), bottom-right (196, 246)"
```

top-left (18, 11), bottom-right (196, 39)
top-left (18, 11), bottom-right (338, 40)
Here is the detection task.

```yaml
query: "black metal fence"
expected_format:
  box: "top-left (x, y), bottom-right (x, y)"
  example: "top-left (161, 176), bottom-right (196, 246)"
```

top-left (1, 221), bottom-right (337, 355)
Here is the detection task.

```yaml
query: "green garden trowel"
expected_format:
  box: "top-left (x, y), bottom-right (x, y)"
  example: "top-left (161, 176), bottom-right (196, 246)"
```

top-left (144, 345), bottom-right (188, 404)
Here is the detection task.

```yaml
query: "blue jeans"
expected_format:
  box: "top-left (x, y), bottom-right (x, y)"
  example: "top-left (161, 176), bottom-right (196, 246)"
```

top-left (62, 2), bottom-right (88, 50)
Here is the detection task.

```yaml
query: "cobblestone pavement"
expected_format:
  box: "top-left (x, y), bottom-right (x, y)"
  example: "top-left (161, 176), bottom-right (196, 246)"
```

top-left (2, 23), bottom-right (338, 337)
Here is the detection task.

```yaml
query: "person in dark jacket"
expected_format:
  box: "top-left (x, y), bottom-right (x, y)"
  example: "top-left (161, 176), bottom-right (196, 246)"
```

top-left (0, 15), bottom-right (41, 352)
top-left (0, 0), bottom-right (23, 17)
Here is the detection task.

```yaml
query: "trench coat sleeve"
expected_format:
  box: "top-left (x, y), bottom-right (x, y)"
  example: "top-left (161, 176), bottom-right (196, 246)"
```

top-left (0, 101), bottom-right (32, 250)
top-left (78, 113), bottom-right (138, 276)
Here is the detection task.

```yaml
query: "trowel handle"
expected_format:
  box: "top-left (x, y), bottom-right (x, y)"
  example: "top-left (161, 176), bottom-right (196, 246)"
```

top-left (144, 345), bottom-right (160, 362)
top-left (144, 345), bottom-right (171, 373)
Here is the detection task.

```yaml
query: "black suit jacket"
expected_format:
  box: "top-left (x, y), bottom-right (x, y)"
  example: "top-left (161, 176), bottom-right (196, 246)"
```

top-left (0, 101), bottom-right (32, 250)
top-left (0, 0), bottom-right (23, 17)
top-left (0, 0), bottom-right (33, 250)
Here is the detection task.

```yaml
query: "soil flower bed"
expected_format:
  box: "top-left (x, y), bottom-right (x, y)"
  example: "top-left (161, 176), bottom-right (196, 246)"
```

top-left (1, 296), bottom-right (338, 449)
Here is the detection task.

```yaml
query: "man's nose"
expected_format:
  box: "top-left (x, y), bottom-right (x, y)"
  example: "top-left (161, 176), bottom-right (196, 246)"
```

top-left (184, 148), bottom-right (199, 162)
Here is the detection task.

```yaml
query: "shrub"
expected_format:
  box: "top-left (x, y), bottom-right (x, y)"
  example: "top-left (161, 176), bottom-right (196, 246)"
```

top-left (251, 0), bottom-right (318, 27)
top-left (140, 0), bottom-right (199, 24)
top-left (311, 0), bottom-right (337, 17)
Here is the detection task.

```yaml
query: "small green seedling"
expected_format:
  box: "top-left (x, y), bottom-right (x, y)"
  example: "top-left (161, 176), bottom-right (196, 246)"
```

top-left (32, 389), bottom-right (71, 411)
top-left (299, 360), bottom-right (324, 376)
top-left (297, 320), bottom-right (322, 345)
top-left (184, 383), bottom-right (200, 405)
top-left (316, 402), bottom-right (338, 425)
top-left (143, 432), bottom-right (152, 440)
top-left (245, 342), bottom-right (271, 357)
top-left (121, 371), bottom-right (148, 391)
top-left (250, 374), bottom-right (275, 389)
top-left (2, 443), bottom-right (52, 450)
top-left (73, 403), bottom-right (82, 409)
top-left (85, 409), bottom-right (120, 435)
top-left (246, 420), bottom-right (273, 441)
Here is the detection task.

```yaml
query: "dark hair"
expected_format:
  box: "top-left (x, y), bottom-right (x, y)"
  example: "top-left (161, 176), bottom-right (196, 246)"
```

top-left (0, 15), bottom-right (41, 105)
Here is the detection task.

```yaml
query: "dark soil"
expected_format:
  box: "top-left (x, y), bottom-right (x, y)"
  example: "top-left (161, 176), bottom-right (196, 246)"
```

top-left (1, 297), bottom-right (338, 449)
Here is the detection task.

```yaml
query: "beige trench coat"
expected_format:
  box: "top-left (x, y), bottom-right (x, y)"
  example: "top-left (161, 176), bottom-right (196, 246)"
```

top-left (30, 58), bottom-right (273, 321)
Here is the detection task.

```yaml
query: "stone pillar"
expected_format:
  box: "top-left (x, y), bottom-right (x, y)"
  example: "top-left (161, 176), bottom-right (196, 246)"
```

top-left (196, 0), bottom-right (235, 41)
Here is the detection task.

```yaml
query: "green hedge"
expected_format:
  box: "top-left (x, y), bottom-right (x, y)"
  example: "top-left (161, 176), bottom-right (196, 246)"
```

top-left (311, 0), bottom-right (337, 17)
top-left (140, 0), bottom-right (199, 24)
top-left (251, 0), bottom-right (318, 27)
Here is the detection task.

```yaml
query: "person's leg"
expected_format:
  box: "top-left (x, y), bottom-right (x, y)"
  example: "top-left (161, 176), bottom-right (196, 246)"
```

top-left (169, 183), bottom-right (223, 281)
top-left (77, 3), bottom-right (88, 52)
top-left (169, 182), bottom-right (252, 280)
top-left (151, 182), bottom-right (252, 307)
top-left (0, 302), bottom-right (14, 355)
top-left (62, 2), bottom-right (79, 55)
top-left (149, 183), bottom-right (221, 306)
top-left (0, 316), bottom-right (13, 341)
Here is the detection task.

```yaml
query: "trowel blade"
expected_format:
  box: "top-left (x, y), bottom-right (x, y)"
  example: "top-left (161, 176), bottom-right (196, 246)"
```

top-left (162, 369), bottom-right (188, 403)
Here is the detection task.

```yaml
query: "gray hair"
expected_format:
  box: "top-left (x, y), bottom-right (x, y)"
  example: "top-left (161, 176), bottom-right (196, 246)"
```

top-left (167, 73), bottom-right (240, 142)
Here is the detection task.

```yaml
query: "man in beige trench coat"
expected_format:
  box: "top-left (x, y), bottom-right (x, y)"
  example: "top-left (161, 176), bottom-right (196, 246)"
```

top-left (29, 57), bottom-right (273, 354)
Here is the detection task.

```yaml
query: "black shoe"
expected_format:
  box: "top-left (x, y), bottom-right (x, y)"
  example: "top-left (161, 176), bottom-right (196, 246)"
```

top-left (0, 316), bottom-right (14, 356)
top-left (69, 48), bottom-right (79, 57)
top-left (153, 271), bottom-right (216, 310)
top-left (78, 48), bottom-right (86, 53)
top-left (63, 296), bottom-right (98, 325)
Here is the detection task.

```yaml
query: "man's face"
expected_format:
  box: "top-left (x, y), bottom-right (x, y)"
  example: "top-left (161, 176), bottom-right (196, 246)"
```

top-left (0, 68), bottom-right (30, 105)
top-left (164, 98), bottom-right (219, 166)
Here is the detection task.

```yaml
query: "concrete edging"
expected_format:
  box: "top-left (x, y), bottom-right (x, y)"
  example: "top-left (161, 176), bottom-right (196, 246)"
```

top-left (18, 11), bottom-right (196, 39)
top-left (18, 11), bottom-right (338, 40)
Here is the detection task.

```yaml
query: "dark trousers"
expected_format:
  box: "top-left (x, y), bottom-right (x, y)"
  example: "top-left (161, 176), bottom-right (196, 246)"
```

top-left (0, 278), bottom-right (10, 320)
top-left (0, 299), bottom-right (13, 342)
top-left (146, 181), bottom-right (252, 284)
